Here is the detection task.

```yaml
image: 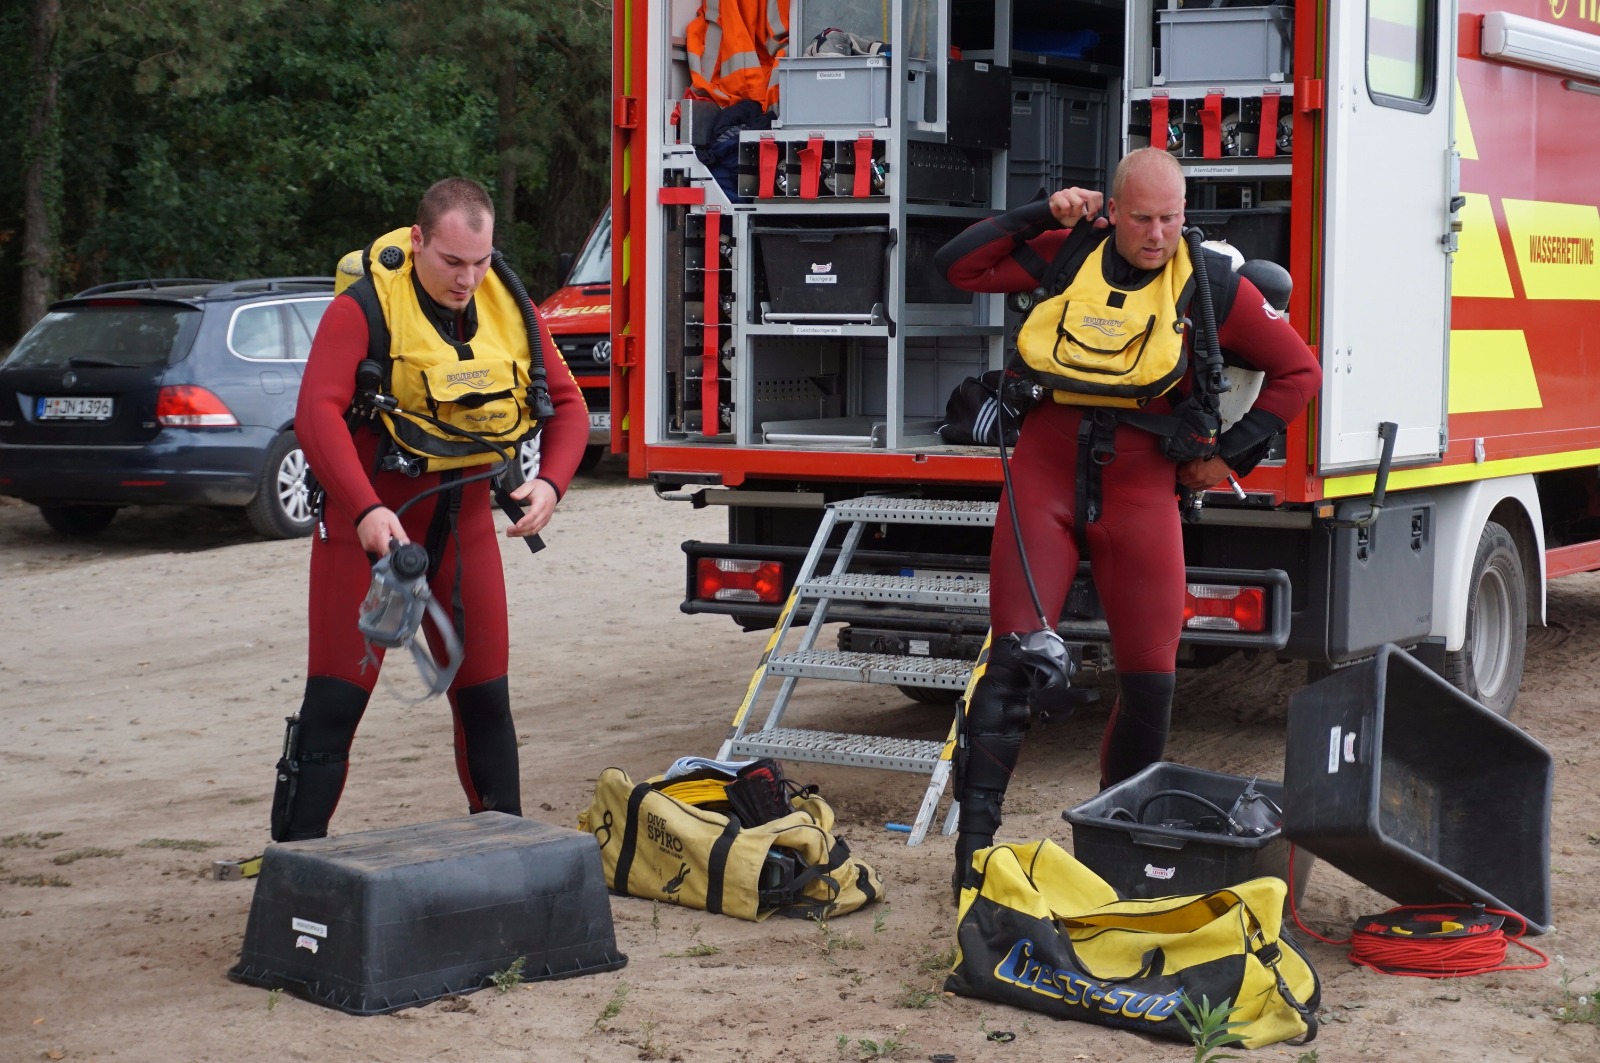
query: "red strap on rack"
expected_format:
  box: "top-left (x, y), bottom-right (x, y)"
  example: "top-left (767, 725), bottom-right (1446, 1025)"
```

top-left (1259, 91), bottom-right (1281, 158)
top-left (701, 209), bottom-right (721, 436)
top-left (799, 134), bottom-right (824, 199)
top-left (1149, 95), bottom-right (1171, 151)
top-left (1200, 92), bottom-right (1224, 159)
top-left (854, 134), bottom-right (874, 197)
top-left (758, 135), bottom-right (778, 199)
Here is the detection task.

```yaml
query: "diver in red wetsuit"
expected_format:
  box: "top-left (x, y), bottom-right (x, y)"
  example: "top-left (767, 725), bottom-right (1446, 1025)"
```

top-left (935, 149), bottom-right (1321, 900)
top-left (269, 178), bottom-right (588, 842)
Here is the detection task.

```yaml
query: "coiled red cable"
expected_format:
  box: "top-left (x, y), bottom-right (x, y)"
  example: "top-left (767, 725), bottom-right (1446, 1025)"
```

top-left (1284, 846), bottom-right (1548, 978)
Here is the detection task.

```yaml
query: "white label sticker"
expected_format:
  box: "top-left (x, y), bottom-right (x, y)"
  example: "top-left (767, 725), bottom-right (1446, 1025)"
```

top-left (292, 917), bottom-right (328, 938)
top-left (817, 70), bottom-right (846, 80)
top-left (805, 274), bottom-right (838, 284)
top-left (908, 639), bottom-right (931, 656)
top-left (1187, 165), bottom-right (1242, 176)
top-left (792, 325), bottom-right (843, 336)
top-left (1144, 864), bottom-right (1176, 881)
top-left (1327, 726), bottom-right (1342, 774)
top-left (974, 61), bottom-right (990, 72)
top-left (295, 934), bottom-right (320, 954)
top-left (1013, 106), bottom-right (1032, 115)
top-left (1344, 731), bottom-right (1359, 763)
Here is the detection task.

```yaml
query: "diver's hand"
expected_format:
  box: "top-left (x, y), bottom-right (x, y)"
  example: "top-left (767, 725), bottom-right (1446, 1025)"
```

top-left (505, 477), bottom-right (557, 538)
top-left (357, 506), bottom-right (408, 556)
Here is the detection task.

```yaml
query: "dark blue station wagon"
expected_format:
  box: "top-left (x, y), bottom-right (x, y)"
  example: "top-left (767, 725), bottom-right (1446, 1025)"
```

top-left (0, 277), bottom-right (334, 538)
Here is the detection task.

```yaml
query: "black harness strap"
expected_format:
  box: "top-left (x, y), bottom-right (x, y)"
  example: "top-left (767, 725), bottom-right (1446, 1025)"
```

top-left (1074, 408), bottom-right (1120, 541)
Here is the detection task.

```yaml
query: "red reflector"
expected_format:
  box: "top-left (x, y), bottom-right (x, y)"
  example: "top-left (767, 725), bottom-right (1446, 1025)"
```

top-left (1182, 584), bottom-right (1266, 633)
top-left (697, 558), bottom-right (784, 604)
top-left (156, 385), bottom-right (238, 427)
top-left (120, 480), bottom-right (166, 487)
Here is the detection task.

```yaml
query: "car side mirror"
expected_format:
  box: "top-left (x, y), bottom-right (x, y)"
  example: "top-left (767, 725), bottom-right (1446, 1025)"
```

top-left (555, 252), bottom-right (575, 290)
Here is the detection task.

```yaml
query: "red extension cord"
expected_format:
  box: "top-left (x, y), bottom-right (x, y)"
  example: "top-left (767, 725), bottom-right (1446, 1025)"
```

top-left (1284, 847), bottom-right (1549, 978)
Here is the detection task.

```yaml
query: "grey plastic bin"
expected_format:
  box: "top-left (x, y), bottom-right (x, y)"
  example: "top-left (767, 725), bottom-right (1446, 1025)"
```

top-left (1158, 5), bottom-right (1293, 84)
top-left (774, 55), bottom-right (891, 128)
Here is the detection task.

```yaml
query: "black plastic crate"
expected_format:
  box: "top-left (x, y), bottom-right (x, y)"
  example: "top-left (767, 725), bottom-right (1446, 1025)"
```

top-left (1187, 206), bottom-right (1290, 266)
top-left (1064, 762), bottom-right (1313, 906)
top-left (1284, 643), bottom-right (1553, 934)
top-left (753, 225), bottom-right (891, 319)
top-left (228, 813), bottom-right (627, 1014)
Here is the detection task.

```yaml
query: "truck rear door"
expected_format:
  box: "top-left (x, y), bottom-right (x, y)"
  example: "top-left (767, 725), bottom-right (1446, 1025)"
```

top-left (1318, 2), bottom-right (1456, 474)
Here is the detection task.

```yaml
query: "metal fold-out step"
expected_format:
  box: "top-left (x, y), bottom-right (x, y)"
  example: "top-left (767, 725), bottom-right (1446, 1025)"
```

top-left (766, 648), bottom-right (974, 689)
top-left (795, 572), bottom-right (989, 609)
top-left (727, 728), bottom-right (947, 772)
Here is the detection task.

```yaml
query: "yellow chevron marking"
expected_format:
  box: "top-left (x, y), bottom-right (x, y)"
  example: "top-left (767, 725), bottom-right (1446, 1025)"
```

top-left (1503, 199), bottom-right (1600, 300)
top-left (1454, 82), bottom-right (1478, 161)
top-left (1451, 194), bottom-right (1513, 298)
top-left (1448, 330), bottom-right (1542, 413)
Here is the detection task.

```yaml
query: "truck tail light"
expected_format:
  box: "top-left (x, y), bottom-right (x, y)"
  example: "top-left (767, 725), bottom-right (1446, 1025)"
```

top-left (156, 385), bottom-right (239, 427)
top-left (697, 558), bottom-right (784, 603)
top-left (1183, 583), bottom-right (1266, 633)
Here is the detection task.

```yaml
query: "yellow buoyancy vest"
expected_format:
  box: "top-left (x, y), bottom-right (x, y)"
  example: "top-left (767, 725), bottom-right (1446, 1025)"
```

top-left (1016, 236), bottom-right (1196, 409)
top-left (360, 227), bottom-right (538, 472)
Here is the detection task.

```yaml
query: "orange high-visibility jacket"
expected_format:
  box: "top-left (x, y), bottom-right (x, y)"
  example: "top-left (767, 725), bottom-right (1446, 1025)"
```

top-left (686, 0), bottom-right (789, 108)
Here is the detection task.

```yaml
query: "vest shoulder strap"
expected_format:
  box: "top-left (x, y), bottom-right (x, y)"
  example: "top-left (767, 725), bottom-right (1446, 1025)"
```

top-left (1044, 221), bottom-right (1112, 293)
top-left (343, 273), bottom-right (391, 373)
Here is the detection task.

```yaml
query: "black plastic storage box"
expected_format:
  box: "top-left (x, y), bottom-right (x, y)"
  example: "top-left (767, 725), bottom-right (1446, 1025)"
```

top-left (1187, 206), bottom-right (1291, 266)
top-left (228, 813), bottom-right (627, 1014)
top-left (1064, 762), bottom-right (1313, 906)
top-left (753, 225), bottom-right (891, 320)
top-left (1283, 643), bottom-right (1553, 934)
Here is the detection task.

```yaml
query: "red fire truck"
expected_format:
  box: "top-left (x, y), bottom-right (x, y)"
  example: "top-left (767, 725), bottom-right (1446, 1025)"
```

top-left (610, 1), bottom-right (1600, 718)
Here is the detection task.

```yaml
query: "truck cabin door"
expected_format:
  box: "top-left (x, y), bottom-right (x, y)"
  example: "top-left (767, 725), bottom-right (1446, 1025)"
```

top-left (1318, 1), bottom-right (1456, 473)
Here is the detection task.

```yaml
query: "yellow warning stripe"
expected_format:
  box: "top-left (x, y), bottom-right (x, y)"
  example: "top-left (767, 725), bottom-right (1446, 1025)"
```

top-left (1447, 330), bottom-right (1541, 414)
top-left (1324, 447), bottom-right (1600, 497)
top-left (1451, 194), bottom-right (1512, 299)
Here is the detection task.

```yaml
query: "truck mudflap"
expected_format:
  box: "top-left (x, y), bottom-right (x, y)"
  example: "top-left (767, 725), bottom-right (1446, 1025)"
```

top-left (682, 539), bottom-right (1292, 652)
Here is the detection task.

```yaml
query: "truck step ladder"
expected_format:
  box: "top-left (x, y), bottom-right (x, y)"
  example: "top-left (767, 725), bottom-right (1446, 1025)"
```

top-left (716, 496), bottom-right (997, 844)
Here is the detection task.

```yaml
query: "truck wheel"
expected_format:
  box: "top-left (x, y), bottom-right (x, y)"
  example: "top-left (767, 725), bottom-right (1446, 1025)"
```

top-left (897, 684), bottom-right (960, 706)
top-left (246, 430), bottom-right (315, 539)
top-left (38, 504), bottom-right (119, 537)
top-left (1443, 521), bottom-right (1526, 717)
top-left (577, 444), bottom-right (606, 474)
top-left (501, 438), bottom-right (542, 493)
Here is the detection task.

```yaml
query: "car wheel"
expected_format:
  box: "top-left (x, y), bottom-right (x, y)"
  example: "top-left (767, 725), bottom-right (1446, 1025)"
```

top-left (246, 430), bottom-right (315, 539)
top-left (499, 437), bottom-right (542, 494)
top-left (1442, 521), bottom-right (1526, 717)
top-left (577, 444), bottom-right (606, 474)
top-left (38, 504), bottom-right (119, 537)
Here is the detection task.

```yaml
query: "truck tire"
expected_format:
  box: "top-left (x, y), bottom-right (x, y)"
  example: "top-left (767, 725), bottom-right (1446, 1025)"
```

top-left (39, 504), bottom-right (119, 537)
top-left (897, 684), bottom-right (961, 706)
top-left (1443, 520), bottom-right (1526, 717)
top-left (246, 430), bottom-right (315, 539)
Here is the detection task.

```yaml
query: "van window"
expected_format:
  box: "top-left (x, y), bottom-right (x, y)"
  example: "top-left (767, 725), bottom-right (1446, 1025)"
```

top-left (567, 208), bottom-right (612, 287)
top-left (1367, 0), bottom-right (1435, 108)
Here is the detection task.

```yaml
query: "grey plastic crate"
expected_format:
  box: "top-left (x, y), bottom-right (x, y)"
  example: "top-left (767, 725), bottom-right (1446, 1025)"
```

top-left (1006, 163), bottom-right (1101, 211)
top-left (773, 55), bottom-right (891, 128)
top-left (1054, 84), bottom-right (1107, 168)
top-left (1157, 5), bottom-right (1292, 84)
top-left (1009, 78), bottom-right (1054, 163)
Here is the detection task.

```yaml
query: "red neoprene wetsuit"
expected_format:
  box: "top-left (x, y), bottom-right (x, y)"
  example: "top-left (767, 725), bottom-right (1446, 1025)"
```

top-left (939, 205), bottom-right (1321, 671)
top-left (296, 292), bottom-right (588, 688)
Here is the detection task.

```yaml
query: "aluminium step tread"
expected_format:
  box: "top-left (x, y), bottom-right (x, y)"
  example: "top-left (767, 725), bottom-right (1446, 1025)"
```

top-left (765, 648), bottom-right (974, 688)
top-left (727, 727), bottom-right (947, 773)
top-left (829, 497), bottom-right (998, 526)
top-left (797, 572), bottom-right (989, 608)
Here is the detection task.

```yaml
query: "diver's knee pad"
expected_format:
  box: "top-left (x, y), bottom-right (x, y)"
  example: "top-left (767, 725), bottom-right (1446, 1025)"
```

top-left (1099, 671), bottom-right (1176, 789)
top-left (270, 677), bottom-right (369, 843)
top-left (451, 676), bottom-right (522, 817)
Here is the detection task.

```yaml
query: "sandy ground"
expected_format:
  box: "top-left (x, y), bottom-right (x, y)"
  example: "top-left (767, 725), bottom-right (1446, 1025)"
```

top-left (1, 459), bottom-right (1598, 1063)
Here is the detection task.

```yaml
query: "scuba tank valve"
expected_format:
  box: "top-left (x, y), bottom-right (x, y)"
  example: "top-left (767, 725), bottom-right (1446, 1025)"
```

top-left (357, 540), bottom-right (464, 698)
